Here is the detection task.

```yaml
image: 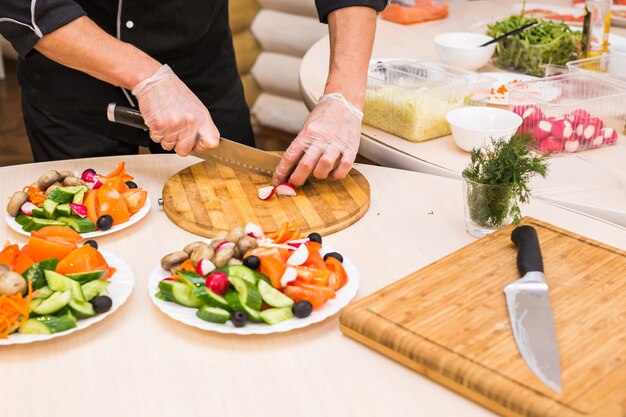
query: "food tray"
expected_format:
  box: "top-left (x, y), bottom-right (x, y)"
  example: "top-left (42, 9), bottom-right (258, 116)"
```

top-left (421, 61), bottom-right (496, 105)
top-left (508, 73), bottom-right (626, 154)
top-left (363, 60), bottom-right (468, 142)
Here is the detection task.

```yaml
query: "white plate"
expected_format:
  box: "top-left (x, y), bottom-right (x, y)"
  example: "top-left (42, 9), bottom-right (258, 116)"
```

top-left (483, 72), bottom-right (539, 105)
top-left (0, 249), bottom-right (134, 345)
top-left (6, 197), bottom-right (151, 239)
top-left (148, 244), bottom-right (360, 335)
top-left (512, 3), bottom-right (585, 25)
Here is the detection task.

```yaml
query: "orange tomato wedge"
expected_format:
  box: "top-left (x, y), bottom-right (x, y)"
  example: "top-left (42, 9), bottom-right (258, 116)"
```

top-left (104, 176), bottom-right (130, 195)
top-left (84, 189), bottom-right (100, 225)
top-left (283, 284), bottom-right (335, 310)
top-left (0, 244), bottom-right (19, 267)
top-left (122, 189), bottom-right (147, 215)
top-left (102, 162), bottom-right (134, 182)
top-left (98, 184), bottom-right (130, 225)
top-left (56, 245), bottom-right (111, 277)
top-left (14, 245), bottom-right (35, 274)
top-left (303, 242), bottom-right (326, 269)
top-left (35, 226), bottom-right (83, 244)
top-left (325, 257), bottom-right (348, 291)
top-left (27, 236), bottom-right (76, 263)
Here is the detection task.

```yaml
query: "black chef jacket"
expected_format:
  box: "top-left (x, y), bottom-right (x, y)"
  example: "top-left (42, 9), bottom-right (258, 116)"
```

top-left (0, 0), bottom-right (388, 161)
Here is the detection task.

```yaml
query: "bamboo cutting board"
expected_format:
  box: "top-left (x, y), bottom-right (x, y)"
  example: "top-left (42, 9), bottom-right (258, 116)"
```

top-left (161, 160), bottom-right (370, 237)
top-left (340, 218), bottom-right (626, 417)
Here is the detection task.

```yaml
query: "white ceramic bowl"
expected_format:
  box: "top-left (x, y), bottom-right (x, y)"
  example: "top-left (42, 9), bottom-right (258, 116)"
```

top-left (434, 32), bottom-right (496, 71)
top-left (446, 107), bottom-right (523, 152)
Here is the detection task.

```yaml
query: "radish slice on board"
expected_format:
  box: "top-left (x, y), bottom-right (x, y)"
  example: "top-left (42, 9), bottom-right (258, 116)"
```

top-left (196, 258), bottom-right (216, 276)
top-left (276, 183), bottom-right (297, 196)
top-left (287, 244), bottom-right (309, 266)
top-left (280, 267), bottom-right (298, 287)
top-left (245, 222), bottom-right (264, 238)
top-left (258, 186), bottom-right (275, 200)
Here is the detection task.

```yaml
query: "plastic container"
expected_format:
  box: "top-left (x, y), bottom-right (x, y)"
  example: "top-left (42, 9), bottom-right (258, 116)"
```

top-left (567, 53), bottom-right (626, 84)
top-left (380, 0), bottom-right (448, 25)
top-left (363, 61), bottom-right (468, 142)
top-left (421, 62), bottom-right (496, 105)
top-left (508, 73), bottom-right (626, 154)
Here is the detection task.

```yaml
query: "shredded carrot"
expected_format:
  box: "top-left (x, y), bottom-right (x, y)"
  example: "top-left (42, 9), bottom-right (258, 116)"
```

top-left (265, 222), bottom-right (302, 244)
top-left (0, 281), bottom-right (33, 339)
top-left (23, 186), bottom-right (47, 207)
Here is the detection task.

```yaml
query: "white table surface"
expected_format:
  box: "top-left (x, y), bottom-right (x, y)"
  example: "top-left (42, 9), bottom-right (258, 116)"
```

top-left (299, 0), bottom-right (626, 227)
top-left (1, 154), bottom-right (625, 417)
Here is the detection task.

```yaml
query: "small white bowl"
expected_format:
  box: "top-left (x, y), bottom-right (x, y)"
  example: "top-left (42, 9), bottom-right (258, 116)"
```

top-left (434, 32), bottom-right (496, 71)
top-left (446, 107), bottom-right (523, 152)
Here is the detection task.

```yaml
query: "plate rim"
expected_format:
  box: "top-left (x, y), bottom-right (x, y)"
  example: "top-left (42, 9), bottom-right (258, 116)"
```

top-left (147, 244), bottom-right (360, 335)
top-left (5, 196), bottom-right (151, 239)
top-left (0, 249), bottom-right (135, 346)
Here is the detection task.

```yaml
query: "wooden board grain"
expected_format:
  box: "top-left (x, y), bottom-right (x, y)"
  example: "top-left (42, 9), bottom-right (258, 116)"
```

top-left (162, 159), bottom-right (370, 237)
top-left (340, 218), bottom-right (626, 417)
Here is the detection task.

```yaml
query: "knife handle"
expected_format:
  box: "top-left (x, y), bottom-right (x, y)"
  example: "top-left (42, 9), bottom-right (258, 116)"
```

top-left (511, 225), bottom-right (544, 275)
top-left (107, 103), bottom-right (148, 130)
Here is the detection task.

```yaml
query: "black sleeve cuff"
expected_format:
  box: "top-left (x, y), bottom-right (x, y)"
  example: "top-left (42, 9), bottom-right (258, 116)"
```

top-left (315, 0), bottom-right (388, 23)
top-left (0, 1), bottom-right (86, 58)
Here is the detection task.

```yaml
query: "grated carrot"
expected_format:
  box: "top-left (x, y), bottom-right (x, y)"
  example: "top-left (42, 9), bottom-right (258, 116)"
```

top-left (23, 186), bottom-right (47, 207)
top-left (0, 281), bottom-right (33, 339)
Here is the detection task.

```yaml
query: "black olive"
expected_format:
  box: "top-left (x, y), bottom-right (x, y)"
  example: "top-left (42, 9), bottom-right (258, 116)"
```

top-left (125, 181), bottom-right (138, 189)
top-left (292, 301), bottom-right (313, 318)
top-left (308, 232), bottom-right (322, 244)
top-left (323, 252), bottom-right (343, 263)
top-left (84, 240), bottom-right (98, 249)
top-left (82, 168), bottom-right (96, 177)
top-left (91, 295), bottom-right (113, 314)
top-left (231, 310), bottom-right (247, 327)
top-left (243, 255), bottom-right (261, 270)
top-left (96, 214), bottom-right (114, 231)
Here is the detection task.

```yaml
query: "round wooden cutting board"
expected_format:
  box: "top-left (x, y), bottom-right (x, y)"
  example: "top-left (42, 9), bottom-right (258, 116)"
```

top-left (162, 160), bottom-right (371, 238)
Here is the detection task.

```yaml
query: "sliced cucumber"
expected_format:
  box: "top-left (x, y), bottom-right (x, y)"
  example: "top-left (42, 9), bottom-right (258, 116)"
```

top-left (45, 270), bottom-right (85, 302)
top-left (258, 280), bottom-right (294, 308)
top-left (66, 270), bottom-right (107, 283)
top-left (243, 305), bottom-right (262, 322)
top-left (196, 305), bottom-right (231, 324)
top-left (69, 299), bottom-right (97, 319)
top-left (31, 208), bottom-right (45, 219)
top-left (55, 203), bottom-right (72, 217)
top-left (34, 286), bottom-right (55, 299)
top-left (192, 286), bottom-right (230, 310)
top-left (32, 290), bottom-right (72, 315)
top-left (158, 280), bottom-right (202, 308)
top-left (222, 265), bottom-right (257, 285)
top-left (228, 276), bottom-right (262, 311)
top-left (81, 280), bottom-right (110, 302)
top-left (260, 307), bottom-right (294, 325)
top-left (154, 291), bottom-right (167, 301)
top-left (28, 218), bottom-right (66, 231)
top-left (56, 216), bottom-right (96, 233)
top-left (47, 186), bottom-right (85, 204)
top-left (72, 189), bottom-right (86, 205)
top-left (176, 270), bottom-right (205, 288)
top-left (18, 313), bottom-right (77, 334)
top-left (15, 214), bottom-right (33, 225)
top-left (225, 290), bottom-right (244, 311)
top-left (29, 298), bottom-right (44, 313)
top-left (42, 199), bottom-right (59, 219)
top-left (22, 259), bottom-right (59, 290)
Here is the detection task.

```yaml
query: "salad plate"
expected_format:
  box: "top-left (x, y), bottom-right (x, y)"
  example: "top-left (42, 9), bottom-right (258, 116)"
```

top-left (0, 249), bottom-right (134, 346)
top-left (512, 3), bottom-right (584, 25)
top-left (6, 197), bottom-right (151, 239)
top-left (148, 243), bottom-right (360, 335)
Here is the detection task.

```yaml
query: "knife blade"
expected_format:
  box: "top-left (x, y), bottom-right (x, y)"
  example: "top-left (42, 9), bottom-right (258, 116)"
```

top-left (106, 103), bottom-right (281, 178)
top-left (504, 225), bottom-right (562, 394)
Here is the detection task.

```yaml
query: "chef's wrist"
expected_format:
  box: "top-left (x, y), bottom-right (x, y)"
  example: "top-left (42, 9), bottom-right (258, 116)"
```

top-left (117, 45), bottom-right (162, 91)
top-left (324, 79), bottom-right (365, 110)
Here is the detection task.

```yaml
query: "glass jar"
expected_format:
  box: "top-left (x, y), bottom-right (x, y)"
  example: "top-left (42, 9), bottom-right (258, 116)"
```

top-left (462, 175), bottom-right (513, 238)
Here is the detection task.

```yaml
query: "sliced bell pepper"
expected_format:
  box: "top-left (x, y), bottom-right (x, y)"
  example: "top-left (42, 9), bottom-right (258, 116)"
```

top-left (104, 176), bottom-right (130, 195)
top-left (102, 162), bottom-right (134, 182)
top-left (0, 244), bottom-right (19, 268)
top-left (122, 189), bottom-right (147, 215)
top-left (13, 245), bottom-right (35, 274)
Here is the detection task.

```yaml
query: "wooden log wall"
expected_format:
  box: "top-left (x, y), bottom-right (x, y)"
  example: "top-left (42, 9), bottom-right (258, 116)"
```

top-left (230, 0), bottom-right (262, 109)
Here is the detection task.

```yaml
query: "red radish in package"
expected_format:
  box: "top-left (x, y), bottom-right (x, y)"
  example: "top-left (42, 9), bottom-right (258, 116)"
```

top-left (550, 118), bottom-right (574, 140)
top-left (513, 105), bottom-right (544, 134)
top-left (566, 109), bottom-right (591, 125)
top-left (575, 121), bottom-right (599, 141)
top-left (539, 136), bottom-right (564, 153)
top-left (564, 139), bottom-right (580, 153)
top-left (599, 127), bottom-right (618, 145)
top-left (533, 119), bottom-right (553, 140)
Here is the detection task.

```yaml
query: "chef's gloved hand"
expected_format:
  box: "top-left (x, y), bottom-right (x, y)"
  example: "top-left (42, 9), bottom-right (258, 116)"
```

top-left (273, 93), bottom-right (363, 187)
top-left (133, 65), bottom-right (220, 156)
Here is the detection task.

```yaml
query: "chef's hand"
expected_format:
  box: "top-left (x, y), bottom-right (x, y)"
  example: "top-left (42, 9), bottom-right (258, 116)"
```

top-left (273, 93), bottom-right (363, 187)
top-left (133, 65), bottom-right (220, 156)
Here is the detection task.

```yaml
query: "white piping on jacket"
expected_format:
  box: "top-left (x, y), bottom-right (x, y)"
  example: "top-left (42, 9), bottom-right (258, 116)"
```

top-left (0, 1), bottom-right (43, 38)
top-left (116, 0), bottom-right (136, 107)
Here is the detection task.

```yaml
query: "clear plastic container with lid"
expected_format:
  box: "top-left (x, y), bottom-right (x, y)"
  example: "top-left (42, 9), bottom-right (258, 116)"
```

top-left (363, 60), bottom-right (469, 142)
top-left (567, 53), bottom-right (626, 84)
top-left (508, 73), bottom-right (626, 154)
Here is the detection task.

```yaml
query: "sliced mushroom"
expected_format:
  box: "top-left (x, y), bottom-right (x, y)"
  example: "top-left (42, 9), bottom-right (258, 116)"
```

top-left (226, 226), bottom-right (246, 243)
top-left (183, 241), bottom-right (208, 256)
top-left (190, 245), bottom-right (215, 267)
top-left (58, 170), bottom-right (75, 180)
top-left (37, 170), bottom-right (62, 190)
top-left (63, 176), bottom-right (85, 187)
top-left (236, 236), bottom-right (259, 258)
top-left (227, 258), bottom-right (243, 266)
top-left (6, 191), bottom-right (28, 217)
top-left (213, 246), bottom-right (235, 268)
top-left (46, 182), bottom-right (62, 195)
top-left (160, 251), bottom-right (189, 271)
top-left (0, 270), bottom-right (27, 296)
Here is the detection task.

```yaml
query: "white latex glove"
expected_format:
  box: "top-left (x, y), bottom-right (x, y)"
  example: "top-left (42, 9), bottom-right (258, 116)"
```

top-left (132, 65), bottom-right (220, 156)
top-left (273, 93), bottom-right (363, 187)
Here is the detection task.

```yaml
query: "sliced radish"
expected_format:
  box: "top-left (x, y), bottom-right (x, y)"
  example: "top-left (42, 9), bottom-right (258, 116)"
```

top-left (287, 244), bottom-right (309, 266)
top-left (81, 170), bottom-right (97, 183)
top-left (280, 267), bottom-right (298, 287)
top-left (196, 258), bottom-right (216, 276)
top-left (539, 136), bottom-right (563, 153)
top-left (550, 119), bottom-right (573, 140)
top-left (20, 202), bottom-right (38, 216)
top-left (215, 241), bottom-right (235, 252)
top-left (92, 180), bottom-right (103, 190)
top-left (600, 127), bottom-right (618, 145)
top-left (275, 183), bottom-right (297, 196)
top-left (162, 277), bottom-right (176, 282)
top-left (258, 186), bottom-right (275, 201)
top-left (70, 203), bottom-right (88, 218)
top-left (287, 238), bottom-right (310, 248)
top-left (245, 222), bottom-right (264, 238)
top-left (564, 139), bottom-right (580, 153)
top-left (534, 119), bottom-right (552, 140)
